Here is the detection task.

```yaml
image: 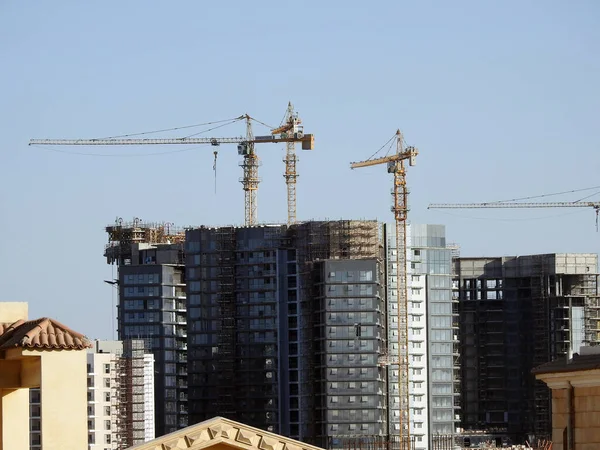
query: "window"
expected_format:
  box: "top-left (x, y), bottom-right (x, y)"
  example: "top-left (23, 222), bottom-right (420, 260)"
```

top-left (104, 406), bottom-right (110, 415)
top-left (104, 392), bottom-right (110, 402)
top-left (105, 420), bottom-right (111, 430)
top-left (348, 396), bottom-right (356, 403)
top-left (104, 364), bottom-right (110, 374)
top-left (104, 378), bottom-right (110, 388)
top-left (330, 396), bottom-right (338, 403)
top-left (105, 434), bottom-right (111, 444)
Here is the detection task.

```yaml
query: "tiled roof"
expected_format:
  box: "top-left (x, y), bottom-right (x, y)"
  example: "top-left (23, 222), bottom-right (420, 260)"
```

top-left (532, 352), bottom-right (600, 375)
top-left (0, 318), bottom-right (91, 350)
top-left (129, 416), bottom-right (325, 450)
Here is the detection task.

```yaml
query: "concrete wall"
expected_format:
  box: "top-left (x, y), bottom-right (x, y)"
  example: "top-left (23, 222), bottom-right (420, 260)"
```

top-left (0, 388), bottom-right (29, 450)
top-left (551, 384), bottom-right (600, 450)
top-left (538, 368), bottom-right (600, 450)
top-left (35, 349), bottom-right (88, 450)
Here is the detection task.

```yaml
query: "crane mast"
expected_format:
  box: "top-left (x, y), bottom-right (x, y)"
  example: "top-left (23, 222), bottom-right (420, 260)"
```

top-left (281, 102), bottom-right (299, 225)
top-left (29, 105), bottom-right (315, 226)
top-left (239, 116), bottom-right (259, 226)
top-left (351, 130), bottom-right (418, 450)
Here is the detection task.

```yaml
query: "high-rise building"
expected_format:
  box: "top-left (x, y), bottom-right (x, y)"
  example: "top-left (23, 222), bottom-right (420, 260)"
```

top-left (104, 220), bottom-right (188, 437)
top-left (185, 221), bottom-right (385, 447)
top-left (29, 339), bottom-right (154, 450)
top-left (454, 253), bottom-right (600, 443)
top-left (386, 224), bottom-right (458, 450)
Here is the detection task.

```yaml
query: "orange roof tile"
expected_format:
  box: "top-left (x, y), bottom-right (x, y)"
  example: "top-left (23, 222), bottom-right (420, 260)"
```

top-left (0, 318), bottom-right (91, 350)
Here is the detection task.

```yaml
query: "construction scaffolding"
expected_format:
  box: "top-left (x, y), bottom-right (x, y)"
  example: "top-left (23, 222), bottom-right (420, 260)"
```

top-left (112, 340), bottom-right (152, 450)
top-left (529, 254), bottom-right (600, 439)
top-left (291, 220), bottom-right (384, 445)
top-left (105, 217), bottom-right (185, 265)
top-left (215, 226), bottom-right (237, 417)
top-left (328, 435), bottom-right (416, 450)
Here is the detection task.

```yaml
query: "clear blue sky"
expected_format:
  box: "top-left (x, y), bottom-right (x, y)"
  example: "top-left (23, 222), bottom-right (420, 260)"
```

top-left (1, 1), bottom-right (599, 339)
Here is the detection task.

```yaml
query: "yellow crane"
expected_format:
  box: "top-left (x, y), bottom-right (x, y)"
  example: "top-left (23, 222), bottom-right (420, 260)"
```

top-left (428, 201), bottom-right (600, 230)
top-left (29, 105), bottom-right (314, 226)
top-left (350, 130), bottom-right (418, 450)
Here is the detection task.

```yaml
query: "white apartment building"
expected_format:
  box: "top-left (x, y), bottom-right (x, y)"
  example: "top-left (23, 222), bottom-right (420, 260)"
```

top-left (30, 339), bottom-right (155, 450)
top-left (387, 224), bottom-right (457, 450)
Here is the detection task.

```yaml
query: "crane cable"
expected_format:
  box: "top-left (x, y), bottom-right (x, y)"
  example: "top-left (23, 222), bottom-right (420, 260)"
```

top-left (488, 185), bottom-right (600, 204)
top-left (97, 116), bottom-right (244, 139)
top-left (363, 133), bottom-right (412, 162)
top-left (213, 150), bottom-right (218, 194)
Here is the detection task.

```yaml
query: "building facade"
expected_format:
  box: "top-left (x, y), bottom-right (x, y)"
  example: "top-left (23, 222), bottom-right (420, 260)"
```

top-left (30, 339), bottom-right (155, 450)
top-left (386, 224), bottom-right (458, 450)
top-left (104, 220), bottom-right (188, 437)
top-left (313, 259), bottom-right (388, 441)
top-left (185, 221), bottom-right (385, 447)
top-left (454, 253), bottom-right (599, 443)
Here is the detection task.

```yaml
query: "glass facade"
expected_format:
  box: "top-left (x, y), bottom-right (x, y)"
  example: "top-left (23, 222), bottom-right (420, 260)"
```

top-left (117, 244), bottom-right (187, 436)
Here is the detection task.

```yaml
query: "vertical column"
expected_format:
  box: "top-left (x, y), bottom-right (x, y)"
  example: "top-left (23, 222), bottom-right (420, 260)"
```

top-left (40, 351), bottom-right (88, 450)
top-left (0, 388), bottom-right (30, 450)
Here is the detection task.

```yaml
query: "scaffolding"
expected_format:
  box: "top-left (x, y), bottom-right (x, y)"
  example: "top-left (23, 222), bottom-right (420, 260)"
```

top-left (112, 340), bottom-right (151, 450)
top-left (328, 435), bottom-right (416, 450)
top-left (105, 217), bottom-right (185, 265)
top-left (215, 226), bottom-right (237, 416)
top-left (291, 220), bottom-right (384, 445)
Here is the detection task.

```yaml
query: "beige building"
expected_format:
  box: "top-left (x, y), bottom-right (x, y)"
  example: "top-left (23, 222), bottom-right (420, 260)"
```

top-left (0, 302), bottom-right (91, 450)
top-left (534, 346), bottom-right (600, 450)
top-left (127, 416), bottom-right (324, 450)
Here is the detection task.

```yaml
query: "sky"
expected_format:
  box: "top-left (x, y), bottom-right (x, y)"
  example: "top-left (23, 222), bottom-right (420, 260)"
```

top-left (1, 1), bottom-right (599, 340)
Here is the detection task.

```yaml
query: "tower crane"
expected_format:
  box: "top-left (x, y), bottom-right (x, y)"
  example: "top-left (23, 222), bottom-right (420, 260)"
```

top-left (350, 130), bottom-right (418, 450)
top-left (29, 105), bottom-right (315, 227)
top-left (428, 202), bottom-right (600, 230)
top-left (272, 102), bottom-right (302, 225)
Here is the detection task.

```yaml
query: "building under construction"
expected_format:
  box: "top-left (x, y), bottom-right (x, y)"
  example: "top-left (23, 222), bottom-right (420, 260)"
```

top-left (111, 339), bottom-right (155, 449)
top-left (185, 220), bottom-right (459, 450)
top-left (104, 218), bottom-right (188, 437)
top-left (185, 220), bottom-right (388, 447)
top-left (29, 339), bottom-right (155, 450)
top-left (454, 253), bottom-right (599, 444)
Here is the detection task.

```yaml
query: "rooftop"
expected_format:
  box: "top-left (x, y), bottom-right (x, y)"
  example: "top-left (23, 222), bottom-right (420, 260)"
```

top-left (0, 317), bottom-right (91, 350)
top-left (532, 347), bottom-right (600, 375)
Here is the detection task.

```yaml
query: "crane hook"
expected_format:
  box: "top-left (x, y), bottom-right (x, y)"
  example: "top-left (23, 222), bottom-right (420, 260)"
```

top-left (213, 151), bottom-right (218, 194)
